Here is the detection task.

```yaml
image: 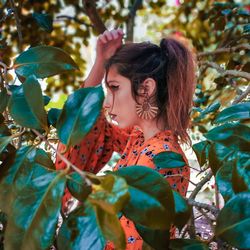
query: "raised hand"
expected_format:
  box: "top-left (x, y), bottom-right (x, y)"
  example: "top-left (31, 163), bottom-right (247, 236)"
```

top-left (96, 29), bottom-right (124, 62)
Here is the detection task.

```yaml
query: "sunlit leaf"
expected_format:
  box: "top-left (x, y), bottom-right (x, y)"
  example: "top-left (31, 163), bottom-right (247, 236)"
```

top-left (14, 46), bottom-right (79, 79)
top-left (113, 166), bottom-right (175, 230)
top-left (215, 192), bottom-right (250, 249)
top-left (88, 174), bottom-right (130, 215)
top-left (215, 102), bottom-right (250, 123)
top-left (57, 85), bottom-right (104, 148)
top-left (0, 136), bottom-right (12, 154)
top-left (57, 202), bottom-right (106, 250)
top-left (153, 152), bottom-right (186, 169)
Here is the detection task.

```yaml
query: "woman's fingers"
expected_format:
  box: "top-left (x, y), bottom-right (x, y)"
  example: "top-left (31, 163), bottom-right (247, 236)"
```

top-left (99, 29), bottom-right (124, 44)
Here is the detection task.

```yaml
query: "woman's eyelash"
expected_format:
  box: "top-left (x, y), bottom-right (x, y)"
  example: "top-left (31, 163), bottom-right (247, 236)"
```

top-left (110, 85), bottom-right (119, 90)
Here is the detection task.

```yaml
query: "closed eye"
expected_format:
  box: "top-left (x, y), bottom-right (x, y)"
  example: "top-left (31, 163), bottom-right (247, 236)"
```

top-left (109, 85), bottom-right (119, 90)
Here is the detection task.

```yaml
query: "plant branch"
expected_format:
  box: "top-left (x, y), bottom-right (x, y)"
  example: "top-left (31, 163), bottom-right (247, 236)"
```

top-left (189, 171), bottom-right (213, 200)
top-left (31, 129), bottom-right (92, 186)
top-left (200, 61), bottom-right (250, 81)
top-left (232, 85), bottom-right (250, 104)
top-left (188, 199), bottom-right (219, 217)
top-left (198, 44), bottom-right (250, 57)
top-left (9, 0), bottom-right (23, 51)
top-left (56, 15), bottom-right (93, 27)
top-left (82, 0), bottom-right (106, 34)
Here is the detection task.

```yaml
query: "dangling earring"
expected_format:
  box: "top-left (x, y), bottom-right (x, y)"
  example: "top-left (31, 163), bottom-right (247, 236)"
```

top-left (136, 93), bottom-right (159, 120)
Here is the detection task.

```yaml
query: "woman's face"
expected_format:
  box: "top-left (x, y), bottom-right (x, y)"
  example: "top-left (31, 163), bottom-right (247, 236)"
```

top-left (104, 66), bottom-right (140, 129)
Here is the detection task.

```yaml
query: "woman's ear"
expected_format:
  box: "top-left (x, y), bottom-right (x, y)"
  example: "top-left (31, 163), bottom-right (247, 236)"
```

top-left (140, 78), bottom-right (157, 96)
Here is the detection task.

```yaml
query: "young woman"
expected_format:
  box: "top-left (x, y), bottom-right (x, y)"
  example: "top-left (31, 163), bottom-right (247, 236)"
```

top-left (56, 29), bottom-right (195, 249)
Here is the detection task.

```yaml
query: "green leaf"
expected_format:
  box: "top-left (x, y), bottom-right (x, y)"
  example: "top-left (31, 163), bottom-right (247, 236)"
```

top-left (57, 85), bottom-right (104, 148)
top-left (88, 174), bottom-right (130, 215)
top-left (32, 12), bottom-right (53, 33)
top-left (135, 224), bottom-right (170, 250)
top-left (57, 202), bottom-right (106, 250)
top-left (225, 21), bottom-right (234, 30)
top-left (67, 172), bottom-right (92, 202)
top-left (0, 136), bottom-right (12, 154)
top-left (48, 108), bottom-right (61, 127)
top-left (169, 239), bottom-right (209, 249)
top-left (216, 162), bottom-right (235, 202)
top-left (192, 141), bottom-right (210, 167)
top-left (215, 192), bottom-right (250, 249)
top-left (0, 88), bottom-right (10, 113)
top-left (172, 191), bottom-right (191, 231)
top-left (43, 95), bottom-right (51, 106)
top-left (221, 9), bottom-right (232, 15)
top-left (205, 123), bottom-right (250, 152)
top-left (14, 45), bottom-right (79, 79)
top-left (215, 102), bottom-right (250, 123)
top-left (113, 166), bottom-right (175, 230)
top-left (208, 142), bottom-right (233, 175)
top-left (33, 148), bottom-right (55, 170)
top-left (5, 168), bottom-right (67, 250)
top-left (243, 24), bottom-right (250, 34)
top-left (232, 152), bottom-right (250, 193)
top-left (23, 75), bottom-right (48, 129)
top-left (8, 84), bottom-right (45, 129)
top-left (95, 206), bottom-right (126, 250)
top-left (200, 101), bottom-right (220, 116)
top-left (153, 152), bottom-right (186, 169)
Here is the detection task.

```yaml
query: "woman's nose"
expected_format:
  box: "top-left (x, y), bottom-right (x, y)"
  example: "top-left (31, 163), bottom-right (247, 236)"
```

top-left (103, 93), bottom-right (112, 110)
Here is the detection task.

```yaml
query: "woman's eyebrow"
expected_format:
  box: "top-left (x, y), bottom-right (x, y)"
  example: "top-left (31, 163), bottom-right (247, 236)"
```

top-left (106, 80), bottom-right (119, 84)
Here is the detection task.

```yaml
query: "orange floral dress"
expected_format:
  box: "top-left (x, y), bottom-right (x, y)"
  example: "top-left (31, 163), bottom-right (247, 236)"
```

top-left (55, 112), bottom-right (190, 250)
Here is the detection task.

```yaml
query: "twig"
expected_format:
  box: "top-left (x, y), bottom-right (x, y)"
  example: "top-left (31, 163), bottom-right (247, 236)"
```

top-left (56, 15), bottom-right (93, 27)
top-left (189, 171), bottom-right (213, 200)
top-left (232, 85), bottom-right (250, 104)
top-left (198, 43), bottom-right (250, 57)
top-left (31, 129), bottom-right (92, 186)
top-left (188, 199), bottom-right (219, 217)
top-left (9, 0), bottom-right (23, 51)
top-left (187, 208), bottom-right (196, 239)
top-left (82, 0), bottom-right (106, 34)
top-left (200, 61), bottom-right (250, 81)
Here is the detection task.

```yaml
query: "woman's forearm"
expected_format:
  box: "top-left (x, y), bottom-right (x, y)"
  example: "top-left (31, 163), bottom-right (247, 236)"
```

top-left (81, 58), bottom-right (105, 88)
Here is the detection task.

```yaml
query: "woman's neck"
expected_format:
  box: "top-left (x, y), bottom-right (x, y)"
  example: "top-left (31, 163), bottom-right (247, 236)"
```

top-left (139, 118), bottom-right (166, 141)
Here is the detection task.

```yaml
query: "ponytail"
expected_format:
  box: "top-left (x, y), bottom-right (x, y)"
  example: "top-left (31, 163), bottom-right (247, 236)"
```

top-left (160, 38), bottom-right (195, 144)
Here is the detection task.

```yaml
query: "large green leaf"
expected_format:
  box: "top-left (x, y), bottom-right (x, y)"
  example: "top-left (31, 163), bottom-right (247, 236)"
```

top-left (5, 168), bottom-right (67, 250)
top-left (135, 224), bottom-right (170, 250)
top-left (48, 108), bottom-right (61, 127)
top-left (95, 206), bottom-right (126, 250)
top-left (32, 12), bottom-right (53, 33)
top-left (232, 152), bottom-right (250, 193)
top-left (14, 45), bottom-right (79, 79)
top-left (8, 84), bottom-right (45, 129)
top-left (205, 123), bottom-right (250, 152)
top-left (153, 151), bottom-right (186, 169)
top-left (192, 140), bottom-right (210, 167)
top-left (216, 162), bottom-right (235, 202)
top-left (0, 88), bottom-right (10, 113)
top-left (215, 102), bottom-right (250, 123)
top-left (23, 75), bottom-right (48, 129)
top-left (33, 148), bottom-right (55, 170)
top-left (172, 191), bottom-right (191, 231)
top-left (67, 172), bottom-right (92, 202)
top-left (208, 142), bottom-right (234, 175)
top-left (88, 174), bottom-right (130, 215)
top-left (169, 239), bottom-right (209, 250)
top-left (215, 192), bottom-right (250, 249)
top-left (57, 203), bottom-right (106, 250)
top-left (57, 85), bottom-right (104, 148)
top-left (113, 166), bottom-right (175, 230)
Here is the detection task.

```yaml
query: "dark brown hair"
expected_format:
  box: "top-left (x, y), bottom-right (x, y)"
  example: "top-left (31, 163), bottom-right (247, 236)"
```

top-left (105, 38), bottom-right (195, 144)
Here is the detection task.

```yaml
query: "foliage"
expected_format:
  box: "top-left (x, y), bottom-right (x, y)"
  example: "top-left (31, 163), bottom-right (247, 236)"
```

top-left (0, 0), bottom-right (249, 249)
